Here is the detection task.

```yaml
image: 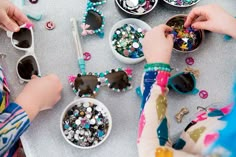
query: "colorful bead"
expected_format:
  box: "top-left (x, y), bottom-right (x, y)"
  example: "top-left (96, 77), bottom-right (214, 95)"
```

top-left (83, 52), bottom-right (92, 61)
top-left (45, 21), bottom-right (55, 30)
top-left (185, 57), bottom-right (194, 65)
top-left (199, 90), bottom-right (208, 99)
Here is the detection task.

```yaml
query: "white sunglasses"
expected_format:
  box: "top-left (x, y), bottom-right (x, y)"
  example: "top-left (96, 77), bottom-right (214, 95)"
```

top-left (7, 23), bottom-right (41, 83)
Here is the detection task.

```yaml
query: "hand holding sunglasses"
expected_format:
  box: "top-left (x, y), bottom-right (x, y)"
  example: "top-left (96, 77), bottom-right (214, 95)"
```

top-left (68, 68), bottom-right (132, 97)
top-left (81, 0), bottom-right (106, 38)
top-left (7, 23), bottom-right (41, 83)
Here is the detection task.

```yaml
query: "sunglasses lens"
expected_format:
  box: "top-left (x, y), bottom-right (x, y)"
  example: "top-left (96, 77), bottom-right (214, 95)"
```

top-left (106, 71), bottom-right (130, 90)
top-left (171, 73), bottom-right (194, 93)
top-left (85, 10), bottom-right (102, 30)
top-left (17, 56), bottom-right (38, 80)
top-left (74, 75), bottom-right (98, 96)
top-left (12, 28), bottom-right (32, 48)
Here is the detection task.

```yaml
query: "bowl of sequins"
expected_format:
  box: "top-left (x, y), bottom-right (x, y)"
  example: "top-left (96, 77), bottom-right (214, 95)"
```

top-left (60, 98), bottom-right (112, 149)
top-left (115, 0), bottom-right (158, 16)
top-left (166, 14), bottom-right (204, 53)
top-left (163, 0), bottom-right (200, 8)
top-left (109, 18), bottom-right (151, 64)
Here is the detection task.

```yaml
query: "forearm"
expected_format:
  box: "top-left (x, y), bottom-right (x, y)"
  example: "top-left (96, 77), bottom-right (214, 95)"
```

top-left (15, 92), bottom-right (40, 121)
top-left (226, 17), bottom-right (236, 39)
top-left (0, 102), bottom-right (30, 156)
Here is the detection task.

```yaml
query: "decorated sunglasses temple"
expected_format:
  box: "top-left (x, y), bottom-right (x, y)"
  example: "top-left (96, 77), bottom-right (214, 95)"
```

top-left (71, 18), bottom-right (86, 73)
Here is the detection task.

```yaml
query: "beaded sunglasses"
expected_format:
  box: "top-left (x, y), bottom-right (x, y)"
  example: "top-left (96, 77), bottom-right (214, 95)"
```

top-left (168, 72), bottom-right (199, 95)
top-left (68, 68), bottom-right (132, 97)
top-left (81, 0), bottom-right (106, 38)
top-left (7, 23), bottom-right (41, 83)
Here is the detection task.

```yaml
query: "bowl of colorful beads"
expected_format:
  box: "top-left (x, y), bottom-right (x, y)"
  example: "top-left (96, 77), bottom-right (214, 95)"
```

top-left (60, 98), bottom-right (112, 149)
top-left (163, 0), bottom-right (200, 8)
top-left (166, 14), bottom-right (204, 53)
top-left (109, 18), bottom-right (151, 64)
top-left (115, 0), bottom-right (158, 17)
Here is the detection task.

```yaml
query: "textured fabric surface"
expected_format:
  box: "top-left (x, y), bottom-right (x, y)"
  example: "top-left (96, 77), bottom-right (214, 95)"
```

top-left (0, 0), bottom-right (236, 157)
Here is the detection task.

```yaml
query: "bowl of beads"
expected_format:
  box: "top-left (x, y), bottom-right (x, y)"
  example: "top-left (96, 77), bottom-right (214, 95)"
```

top-left (115, 0), bottom-right (158, 17)
top-left (166, 14), bottom-right (204, 53)
top-left (60, 98), bottom-right (112, 149)
top-left (163, 0), bottom-right (200, 8)
top-left (109, 18), bottom-right (151, 64)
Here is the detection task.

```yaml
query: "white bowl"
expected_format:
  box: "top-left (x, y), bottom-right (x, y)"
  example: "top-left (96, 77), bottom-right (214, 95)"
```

top-left (109, 18), bottom-right (151, 64)
top-left (60, 98), bottom-right (112, 149)
top-left (163, 0), bottom-right (201, 8)
top-left (115, 0), bottom-right (158, 16)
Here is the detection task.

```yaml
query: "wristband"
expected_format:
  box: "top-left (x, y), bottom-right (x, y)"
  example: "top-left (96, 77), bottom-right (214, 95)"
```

top-left (144, 63), bottom-right (172, 72)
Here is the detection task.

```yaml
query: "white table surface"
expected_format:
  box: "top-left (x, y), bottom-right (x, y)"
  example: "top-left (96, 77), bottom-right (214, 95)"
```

top-left (1, 0), bottom-right (236, 157)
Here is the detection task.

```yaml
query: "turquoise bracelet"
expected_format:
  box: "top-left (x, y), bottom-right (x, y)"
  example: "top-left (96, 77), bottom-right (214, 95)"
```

top-left (144, 63), bottom-right (171, 72)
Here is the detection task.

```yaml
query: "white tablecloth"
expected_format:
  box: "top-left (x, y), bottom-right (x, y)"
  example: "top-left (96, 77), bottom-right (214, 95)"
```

top-left (1, 0), bottom-right (236, 156)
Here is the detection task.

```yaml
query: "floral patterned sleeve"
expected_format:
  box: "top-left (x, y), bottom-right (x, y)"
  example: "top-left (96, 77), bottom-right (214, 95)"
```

top-left (137, 64), bottom-right (229, 157)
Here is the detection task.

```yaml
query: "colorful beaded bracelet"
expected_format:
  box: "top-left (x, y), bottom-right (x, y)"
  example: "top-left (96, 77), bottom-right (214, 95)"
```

top-left (144, 63), bottom-right (171, 72)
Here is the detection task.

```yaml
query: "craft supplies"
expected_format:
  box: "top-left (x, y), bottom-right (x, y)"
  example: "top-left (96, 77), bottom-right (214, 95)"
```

top-left (60, 98), bottom-right (112, 149)
top-left (71, 18), bottom-right (86, 73)
top-left (45, 21), bottom-right (55, 30)
top-left (83, 52), bottom-right (91, 61)
top-left (115, 0), bottom-right (158, 16)
top-left (109, 19), bottom-right (151, 64)
top-left (166, 15), bottom-right (204, 53)
top-left (68, 68), bottom-right (132, 97)
top-left (163, 0), bottom-right (200, 7)
top-left (112, 24), bottom-right (145, 58)
top-left (199, 90), bottom-right (208, 99)
top-left (175, 107), bottom-right (189, 123)
top-left (184, 66), bottom-right (199, 78)
top-left (185, 57), bottom-right (194, 65)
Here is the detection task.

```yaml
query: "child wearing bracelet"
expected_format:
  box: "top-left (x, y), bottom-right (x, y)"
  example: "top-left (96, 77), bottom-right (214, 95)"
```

top-left (0, 0), bottom-right (63, 156)
top-left (137, 4), bottom-right (236, 157)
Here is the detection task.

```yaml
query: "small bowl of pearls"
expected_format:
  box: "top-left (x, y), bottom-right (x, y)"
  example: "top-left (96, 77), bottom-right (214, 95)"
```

top-left (109, 18), bottom-right (151, 64)
top-left (60, 98), bottom-right (112, 149)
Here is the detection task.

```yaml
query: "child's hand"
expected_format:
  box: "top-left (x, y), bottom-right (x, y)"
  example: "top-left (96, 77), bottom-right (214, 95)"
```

top-left (143, 24), bottom-right (173, 64)
top-left (0, 0), bottom-right (31, 32)
top-left (15, 74), bottom-right (63, 121)
top-left (184, 4), bottom-right (236, 38)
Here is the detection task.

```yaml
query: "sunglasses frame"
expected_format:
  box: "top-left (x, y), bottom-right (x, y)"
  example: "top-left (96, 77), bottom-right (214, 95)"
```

top-left (168, 72), bottom-right (199, 95)
top-left (68, 68), bottom-right (132, 97)
top-left (7, 23), bottom-right (41, 83)
top-left (81, 0), bottom-right (106, 38)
